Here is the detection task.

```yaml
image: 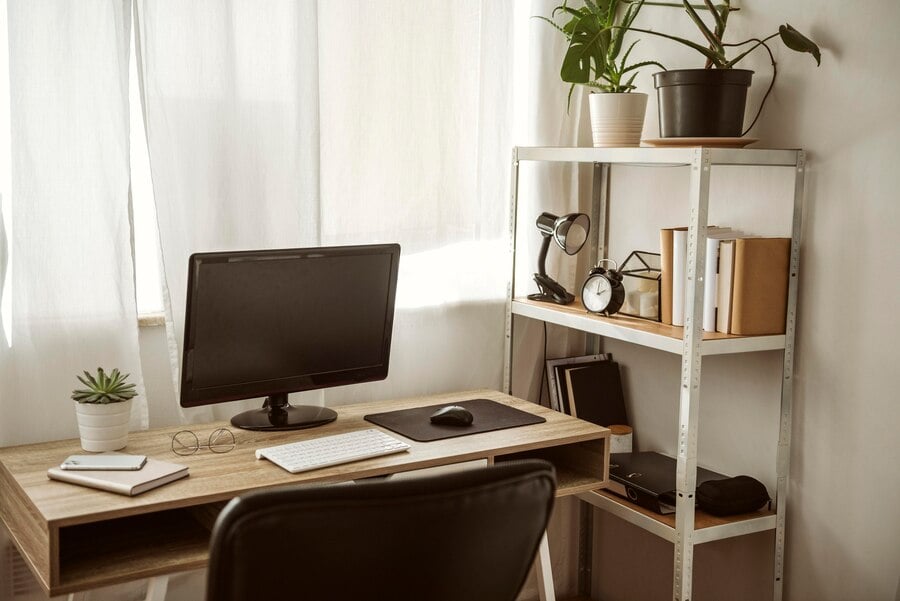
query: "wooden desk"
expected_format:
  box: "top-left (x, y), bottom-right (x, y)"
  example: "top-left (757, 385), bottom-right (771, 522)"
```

top-left (0, 389), bottom-right (609, 597)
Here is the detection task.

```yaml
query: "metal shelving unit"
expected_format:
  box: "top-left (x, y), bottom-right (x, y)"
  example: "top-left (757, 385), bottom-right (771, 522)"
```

top-left (503, 146), bottom-right (804, 601)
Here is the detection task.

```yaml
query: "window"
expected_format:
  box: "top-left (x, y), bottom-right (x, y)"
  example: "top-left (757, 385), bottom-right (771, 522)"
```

top-left (130, 22), bottom-right (164, 318)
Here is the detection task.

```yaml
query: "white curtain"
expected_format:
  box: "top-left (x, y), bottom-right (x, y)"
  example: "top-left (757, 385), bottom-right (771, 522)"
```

top-left (136, 0), bottom-right (519, 418)
top-left (0, 0), bottom-right (147, 447)
top-left (134, 0), bottom-right (322, 421)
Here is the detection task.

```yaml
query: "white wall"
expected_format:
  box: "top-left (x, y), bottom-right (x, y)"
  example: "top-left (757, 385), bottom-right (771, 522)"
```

top-left (579, 1), bottom-right (900, 600)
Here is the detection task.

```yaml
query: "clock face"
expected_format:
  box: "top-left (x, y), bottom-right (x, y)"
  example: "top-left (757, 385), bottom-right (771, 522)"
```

top-left (583, 275), bottom-right (612, 313)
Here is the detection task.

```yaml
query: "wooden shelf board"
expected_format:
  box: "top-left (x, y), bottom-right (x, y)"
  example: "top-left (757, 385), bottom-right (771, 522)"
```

top-left (512, 298), bottom-right (786, 355)
top-left (514, 145), bottom-right (801, 167)
top-left (497, 436), bottom-right (608, 498)
top-left (56, 507), bottom-right (212, 594)
top-left (579, 489), bottom-right (776, 544)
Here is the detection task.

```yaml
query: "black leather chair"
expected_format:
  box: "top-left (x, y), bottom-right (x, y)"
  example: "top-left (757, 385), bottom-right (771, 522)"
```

top-left (206, 459), bottom-right (557, 601)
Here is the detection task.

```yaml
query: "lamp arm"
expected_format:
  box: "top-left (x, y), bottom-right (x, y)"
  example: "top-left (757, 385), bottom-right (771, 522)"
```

top-left (536, 234), bottom-right (551, 277)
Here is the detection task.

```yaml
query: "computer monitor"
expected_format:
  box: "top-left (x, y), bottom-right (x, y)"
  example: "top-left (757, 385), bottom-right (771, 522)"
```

top-left (180, 243), bottom-right (400, 431)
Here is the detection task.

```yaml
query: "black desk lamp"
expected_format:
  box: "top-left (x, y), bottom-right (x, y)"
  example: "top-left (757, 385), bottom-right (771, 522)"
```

top-left (527, 212), bottom-right (590, 305)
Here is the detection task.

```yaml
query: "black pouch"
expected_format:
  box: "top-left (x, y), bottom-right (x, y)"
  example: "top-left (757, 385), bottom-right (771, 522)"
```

top-left (697, 475), bottom-right (770, 516)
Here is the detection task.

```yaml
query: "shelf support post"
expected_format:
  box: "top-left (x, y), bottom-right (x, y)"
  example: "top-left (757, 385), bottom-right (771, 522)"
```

top-left (503, 148), bottom-right (521, 394)
top-left (773, 150), bottom-right (805, 601)
top-left (673, 148), bottom-right (712, 601)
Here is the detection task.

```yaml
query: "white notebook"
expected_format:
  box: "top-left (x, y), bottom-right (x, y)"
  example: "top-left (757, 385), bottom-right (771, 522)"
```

top-left (48, 458), bottom-right (189, 496)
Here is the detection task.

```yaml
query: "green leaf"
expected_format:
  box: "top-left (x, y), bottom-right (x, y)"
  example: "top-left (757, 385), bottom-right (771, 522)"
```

top-left (534, 15), bottom-right (570, 38)
top-left (620, 59), bottom-right (667, 74)
top-left (703, 0), bottom-right (725, 38)
top-left (566, 83), bottom-right (577, 114)
top-left (682, 1), bottom-right (721, 52)
top-left (560, 16), bottom-right (609, 84)
top-left (81, 370), bottom-right (99, 390)
top-left (618, 40), bottom-right (639, 72)
top-left (779, 24), bottom-right (821, 66)
top-left (627, 26), bottom-right (726, 66)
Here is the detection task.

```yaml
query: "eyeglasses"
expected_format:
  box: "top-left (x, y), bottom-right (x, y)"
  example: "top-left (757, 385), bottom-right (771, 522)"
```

top-left (171, 428), bottom-right (236, 456)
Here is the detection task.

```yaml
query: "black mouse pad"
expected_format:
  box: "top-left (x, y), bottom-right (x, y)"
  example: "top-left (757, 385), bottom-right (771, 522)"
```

top-left (364, 398), bottom-right (546, 442)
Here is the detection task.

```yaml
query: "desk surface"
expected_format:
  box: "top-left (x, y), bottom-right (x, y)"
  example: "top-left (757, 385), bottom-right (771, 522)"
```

top-left (0, 389), bottom-right (609, 595)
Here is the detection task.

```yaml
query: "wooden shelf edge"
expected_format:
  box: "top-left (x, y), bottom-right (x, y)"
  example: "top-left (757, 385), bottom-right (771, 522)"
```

top-left (512, 298), bottom-right (786, 355)
top-left (514, 145), bottom-right (801, 167)
top-left (578, 489), bottom-right (775, 544)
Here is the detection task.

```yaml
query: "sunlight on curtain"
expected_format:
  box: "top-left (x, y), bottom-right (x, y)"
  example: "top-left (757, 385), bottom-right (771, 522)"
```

top-left (135, 0), bottom-right (322, 421)
top-left (0, 0), bottom-right (147, 446)
top-left (315, 0), bottom-right (515, 404)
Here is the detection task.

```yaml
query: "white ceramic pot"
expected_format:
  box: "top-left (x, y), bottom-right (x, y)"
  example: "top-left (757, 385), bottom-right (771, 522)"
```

top-left (588, 92), bottom-right (648, 148)
top-left (74, 399), bottom-right (132, 452)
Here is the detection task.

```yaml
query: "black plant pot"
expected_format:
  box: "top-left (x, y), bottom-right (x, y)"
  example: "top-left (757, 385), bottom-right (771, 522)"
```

top-left (653, 69), bottom-right (753, 138)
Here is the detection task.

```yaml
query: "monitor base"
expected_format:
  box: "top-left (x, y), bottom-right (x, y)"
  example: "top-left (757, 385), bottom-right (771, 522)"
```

top-left (230, 394), bottom-right (338, 431)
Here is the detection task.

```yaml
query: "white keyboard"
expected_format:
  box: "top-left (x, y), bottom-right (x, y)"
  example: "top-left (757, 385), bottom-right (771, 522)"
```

top-left (255, 429), bottom-right (410, 474)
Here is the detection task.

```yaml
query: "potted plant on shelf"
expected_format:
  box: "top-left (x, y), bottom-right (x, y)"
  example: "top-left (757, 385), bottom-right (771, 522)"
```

top-left (72, 367), bottom-right (138, 452)
top-left (540, 0), bottom-right (664, 147)
top-left (630, 0), bottom-right (821, 138)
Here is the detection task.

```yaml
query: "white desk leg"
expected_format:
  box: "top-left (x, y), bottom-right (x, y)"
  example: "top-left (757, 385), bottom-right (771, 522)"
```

top-left (66, 593), bottom-right (87, 601)
top-left (534, 531), bottom-right (556, 601)
top-left (144, 575), bottom-right (169, 601)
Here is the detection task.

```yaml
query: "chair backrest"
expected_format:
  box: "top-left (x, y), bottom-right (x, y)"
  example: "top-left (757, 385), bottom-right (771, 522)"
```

top-left (207, 459), bottom-right (556, 601)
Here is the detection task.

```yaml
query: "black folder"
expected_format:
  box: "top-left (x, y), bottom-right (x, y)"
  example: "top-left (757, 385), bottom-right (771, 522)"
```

top-left (563, 361), bottom-right (628, 426)
top-left (608, 452), bottom-right (727, 514)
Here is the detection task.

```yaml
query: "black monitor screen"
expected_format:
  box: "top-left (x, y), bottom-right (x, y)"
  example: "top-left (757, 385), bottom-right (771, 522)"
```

top-left (181, 244), bottom-right (400, 409)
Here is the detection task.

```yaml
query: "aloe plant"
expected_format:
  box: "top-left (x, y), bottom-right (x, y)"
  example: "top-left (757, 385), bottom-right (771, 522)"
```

top-left (71, 367), bottom-right (138, 404)
top-left (625, 0), bottom-right (820, 133)
top-left (631, 0), bottom-right (821, 69)
top-left (539, 0), bottom-right (665, 107)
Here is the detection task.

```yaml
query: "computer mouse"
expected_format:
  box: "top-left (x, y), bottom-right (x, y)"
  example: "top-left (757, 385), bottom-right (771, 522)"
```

top-left (429, 405), bottom-right (474, 427)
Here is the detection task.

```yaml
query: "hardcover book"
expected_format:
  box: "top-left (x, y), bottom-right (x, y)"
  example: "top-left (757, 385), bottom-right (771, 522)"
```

top-left (730, 237), bottom-right (791, 335)
top-left (48, 458), bottom-right (189, 496)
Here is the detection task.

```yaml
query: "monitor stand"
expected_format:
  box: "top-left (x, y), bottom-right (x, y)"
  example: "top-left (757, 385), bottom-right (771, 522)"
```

top-left (230, 393), bottom-right (338, 431)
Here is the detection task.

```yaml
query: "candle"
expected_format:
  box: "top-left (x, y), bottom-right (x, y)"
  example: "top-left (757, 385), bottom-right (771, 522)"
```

top-left (639, 291), bottom-right (658, 319)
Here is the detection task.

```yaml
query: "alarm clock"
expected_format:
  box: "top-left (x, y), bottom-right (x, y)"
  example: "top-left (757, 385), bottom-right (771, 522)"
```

top-left (581, 260), bottom-right (625, 316)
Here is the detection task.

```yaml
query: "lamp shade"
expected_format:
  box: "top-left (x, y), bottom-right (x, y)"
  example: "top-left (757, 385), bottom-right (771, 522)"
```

top-left (535, 212), bottom-right (590, 255)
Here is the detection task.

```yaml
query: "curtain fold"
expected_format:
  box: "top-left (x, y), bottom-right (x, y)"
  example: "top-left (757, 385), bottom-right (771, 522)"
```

top-left (134, 0), bottom-right (322, 420)
top-left (0, 0), bottom-right (147, 446)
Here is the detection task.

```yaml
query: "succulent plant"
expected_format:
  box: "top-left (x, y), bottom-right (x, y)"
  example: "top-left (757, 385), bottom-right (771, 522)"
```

top-left (71, 367), bottom-right (138, 404)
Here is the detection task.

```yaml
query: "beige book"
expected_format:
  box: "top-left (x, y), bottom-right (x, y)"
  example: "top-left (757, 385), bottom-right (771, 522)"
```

top-left (659, 227), bottom-right (686, 325)
top-left (48, 458), bottom-right (189, 496)
top-left (730, 237), bottom-right (791, 336)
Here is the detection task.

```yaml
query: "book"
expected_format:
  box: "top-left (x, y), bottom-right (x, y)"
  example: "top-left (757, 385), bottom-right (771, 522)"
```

top-left (48, 458), bottom-right (189, 496)
top-left (716, 239), bottom-right (737, 333)
top-left (703, 230), bottom-right (741, 332)
top-left (671, 228), bottom-right (688, 327)
top-left (730, 237), bottom-right (791, 335)
top-left (562, 361), bottom-right (628, 427)
top-left (546, 354), bottom-right (610, 413)
top-left (608, 452), bottom-right (727, 514)
top-left (659, 227), bottom-right (686, 325)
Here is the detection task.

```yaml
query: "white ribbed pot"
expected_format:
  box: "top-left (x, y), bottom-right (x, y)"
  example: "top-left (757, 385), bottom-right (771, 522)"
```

top-left (588, 92), bottom-right (648, 148)
top-left (74, 399), bottom-right (132, 452)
